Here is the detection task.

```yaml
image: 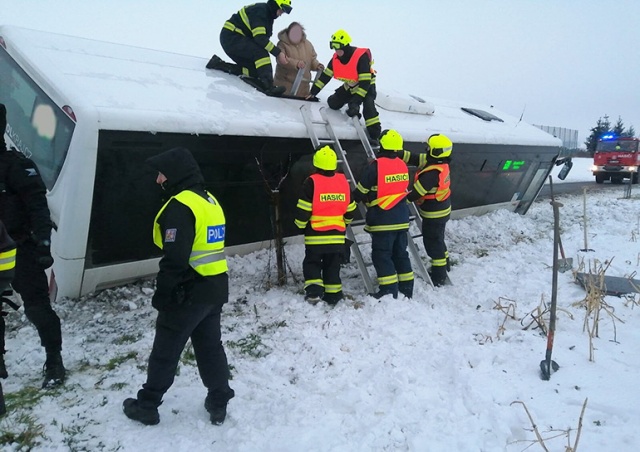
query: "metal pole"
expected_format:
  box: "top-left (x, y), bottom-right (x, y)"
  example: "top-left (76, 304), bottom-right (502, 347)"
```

top-left (290, 68), bottom-right (305, 96)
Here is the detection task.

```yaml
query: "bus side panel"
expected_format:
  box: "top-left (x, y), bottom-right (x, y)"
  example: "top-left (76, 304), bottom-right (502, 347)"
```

top-left (86, 132), bottom-right (322, 269)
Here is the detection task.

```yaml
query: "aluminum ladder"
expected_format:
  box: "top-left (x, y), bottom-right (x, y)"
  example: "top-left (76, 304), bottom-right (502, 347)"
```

top-left (300, 105), bottom-right (433, 293)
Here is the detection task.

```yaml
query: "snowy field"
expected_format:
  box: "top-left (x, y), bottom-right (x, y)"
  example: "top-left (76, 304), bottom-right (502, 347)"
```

top-left (2, 158), bottom-right (639, 451)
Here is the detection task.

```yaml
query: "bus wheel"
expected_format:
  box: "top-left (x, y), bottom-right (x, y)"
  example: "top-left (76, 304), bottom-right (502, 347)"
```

top-left (633, 173), bottom-right (639, 184)
top-left (595, 174), bottom-right (605, 184)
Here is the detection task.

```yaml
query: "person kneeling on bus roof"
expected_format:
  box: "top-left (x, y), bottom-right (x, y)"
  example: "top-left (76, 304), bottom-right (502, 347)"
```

top-left (0, 103), bottom-right (65, 389)
top-left (218, 0), bottom-right (292, 96)
top-left (123, 147), bottom-right (234, 426)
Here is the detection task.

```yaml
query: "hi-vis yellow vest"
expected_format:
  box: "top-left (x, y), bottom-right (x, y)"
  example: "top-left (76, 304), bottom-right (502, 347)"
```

top-left (153, 190), bottom-right (228, 276)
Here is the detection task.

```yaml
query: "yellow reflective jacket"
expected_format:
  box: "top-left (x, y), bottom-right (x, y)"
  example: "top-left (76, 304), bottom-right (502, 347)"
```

top-left (153, 190), bottom-right (228, 276)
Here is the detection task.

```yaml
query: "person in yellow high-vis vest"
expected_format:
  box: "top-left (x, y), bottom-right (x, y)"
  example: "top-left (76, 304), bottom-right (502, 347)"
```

top-left (123, 147), bottom-right (234, 426)
top-left (0, 220), bottom-right (16, 380)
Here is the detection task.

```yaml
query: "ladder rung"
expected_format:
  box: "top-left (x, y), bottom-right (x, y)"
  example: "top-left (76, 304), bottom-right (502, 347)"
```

top-left (318, 139), bottom-right (335, 144)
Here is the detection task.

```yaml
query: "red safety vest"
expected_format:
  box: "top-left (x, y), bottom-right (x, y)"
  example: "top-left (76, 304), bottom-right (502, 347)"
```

top-left (373, 157), bottom-right (409, 210)
top-left (415, 164), bottom-right (451, 203)
top-left (332, 48), bottom-right (373, 84)
top-left (310, 173), bottom-right (350, 231)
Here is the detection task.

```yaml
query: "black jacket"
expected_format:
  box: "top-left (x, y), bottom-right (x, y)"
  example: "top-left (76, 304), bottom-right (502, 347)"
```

top-left (145, 147), bottom-right (228, 311)
top-left (0, 220), bottom-right (16, 292)
top-left (223, 1), bottom-right (282, 57)
top-left (0, 148), bottom-right (52, 244)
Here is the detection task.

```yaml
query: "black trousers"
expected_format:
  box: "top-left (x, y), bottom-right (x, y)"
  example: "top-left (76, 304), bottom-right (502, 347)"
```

top-left (302, 247), bottom-right (343, 298)
top-left (327, 84), bottom-right (381, 140)
top-left (138, 299), bottom-right (234, 408)
top-left (371, 230), bottom-right (413, 295)
top-left (220, 29), bottom-right (274, 84)
top-left (10, 241), bottom-right (62, 352)
top-left (422, 218), bottom-right (449, 281)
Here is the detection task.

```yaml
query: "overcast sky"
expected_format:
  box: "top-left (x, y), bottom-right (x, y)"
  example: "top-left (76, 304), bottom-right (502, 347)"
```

top-left (2, 0), bottom-right (638, 145)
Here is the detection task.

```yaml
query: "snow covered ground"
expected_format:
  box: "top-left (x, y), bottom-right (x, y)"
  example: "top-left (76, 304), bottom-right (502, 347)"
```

top-left (2, 158), bottom-right (639, 451)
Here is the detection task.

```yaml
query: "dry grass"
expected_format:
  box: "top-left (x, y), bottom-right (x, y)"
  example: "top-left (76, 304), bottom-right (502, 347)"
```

top-left (572, 258), bottom-right (624, 362)
top-left (510, 398), bottom-right (588, 451)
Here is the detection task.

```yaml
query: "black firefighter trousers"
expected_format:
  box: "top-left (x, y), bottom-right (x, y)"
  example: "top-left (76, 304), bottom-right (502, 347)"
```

top-left (220, 29), bottom-right (274, 85)
top-left (422, 217), bottom-right (449, 283)
top-left (137, 300), bottom-right (234, 408)
top-left (327, 84), bottom-right (381, 140)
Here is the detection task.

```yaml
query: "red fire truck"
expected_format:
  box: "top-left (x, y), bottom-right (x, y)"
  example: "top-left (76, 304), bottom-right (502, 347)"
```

top-left (592, 135), bottom-right (639, 184)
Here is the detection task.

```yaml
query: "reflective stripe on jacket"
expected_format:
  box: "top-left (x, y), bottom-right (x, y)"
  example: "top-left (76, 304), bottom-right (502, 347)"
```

top-left (414, 164), bottom-right (451, 219)
top-left (371, 157), bottom-right (409, 210)
top-left (154, 190), bottom-right (228, 276)
top-left (332, 48), bottom-right (372, 84)
top-left (309, 173), bottom-right (350, 232)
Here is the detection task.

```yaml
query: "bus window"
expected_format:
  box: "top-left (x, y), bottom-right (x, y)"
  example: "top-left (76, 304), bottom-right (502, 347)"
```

top-left (0, 46), bottom-right (74, 189)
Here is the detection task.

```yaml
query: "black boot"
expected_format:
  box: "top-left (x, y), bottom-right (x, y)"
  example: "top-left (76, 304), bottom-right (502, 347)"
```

top-left (205, 394), bottom-right (231, 425)
top-left (428, 267), bottom-right (448, 287)
top-left (42, 352), bottom-right (65, 389)
top-left (399, 281), bottom-right (414, 299)
top-left (123, 398), bottom-right (160, 425)
top-left (323, 291), bottom-right (343, 306)
top-left (369, 286), bottom-right (398, 299)
top-left (257, 77), bottom-right (286, 96)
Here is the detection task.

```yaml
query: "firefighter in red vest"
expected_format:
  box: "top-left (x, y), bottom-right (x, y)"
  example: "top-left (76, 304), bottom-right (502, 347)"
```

top-left (306, 29), bottom-right (381, 145)
top-left (294, 146), bottom-right (356, 304)
top-left (353, 130), bottom-right (414, 299)
top-left (401, 134), bottom-right (453, 287)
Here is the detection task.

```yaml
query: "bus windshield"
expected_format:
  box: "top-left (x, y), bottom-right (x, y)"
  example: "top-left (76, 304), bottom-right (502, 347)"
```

top-left (0, 46), bottom-right (74, 190)
top-left (596, 140), bottom-right (639, 153)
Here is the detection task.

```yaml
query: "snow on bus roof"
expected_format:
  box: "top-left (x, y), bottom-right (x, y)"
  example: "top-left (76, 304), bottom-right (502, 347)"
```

top-left (1, 25), bottom-right (560, 147)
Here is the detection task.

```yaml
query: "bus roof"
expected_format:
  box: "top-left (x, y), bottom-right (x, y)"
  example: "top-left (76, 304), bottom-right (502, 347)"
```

top-left (1, 25), bottom-right (560, 147)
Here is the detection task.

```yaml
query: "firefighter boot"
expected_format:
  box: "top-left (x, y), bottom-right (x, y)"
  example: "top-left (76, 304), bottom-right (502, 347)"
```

top-left (428, 267), bottom-right (448, 287)
top-left (399, 280), bottom-right (414, 299)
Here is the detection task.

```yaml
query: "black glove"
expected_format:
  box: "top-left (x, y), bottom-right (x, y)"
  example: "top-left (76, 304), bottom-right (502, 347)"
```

top-left (151, 292), bottom-right (170, 311)
top-left (151, 284), bottom-right (187, 311)
top-left (346, 103), bottom-right (360, 118)
top-left (34, 239), bottom-right (54, 269)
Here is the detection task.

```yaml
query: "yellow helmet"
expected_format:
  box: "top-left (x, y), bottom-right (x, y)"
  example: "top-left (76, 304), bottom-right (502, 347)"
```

top-left (427, 134), bottom-right (453, 159)
top-left (330, 29), bottom-right (352, 50)
top-left (379, 129), bottom-right (403, 151)
top-left (274, 0), bottom-right (292, 14)
top-left (313, 145), bottom-right (338, 171)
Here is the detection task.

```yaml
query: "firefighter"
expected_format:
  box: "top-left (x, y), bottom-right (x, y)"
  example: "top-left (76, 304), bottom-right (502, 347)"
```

top-left (401, 134), bottom-right (453, 287)
top-left (294, 146), bottom-right (356, 304)
top-left (219, 0), bottom-right (292, 95)
top-left (352, 130), bottom-right (414, 299)
top-left (0, 220), bottom-right (16, 380)
top-left (0, 103), bottom-right (65, 389)
top-left (306, 29), bottom-right (381, 145)
top-left (123, 147), bottom-right (234, 425)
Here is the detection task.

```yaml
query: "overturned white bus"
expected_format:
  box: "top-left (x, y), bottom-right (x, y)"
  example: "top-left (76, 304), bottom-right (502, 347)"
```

top-left (0, 25), bottom-right (562, 299)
